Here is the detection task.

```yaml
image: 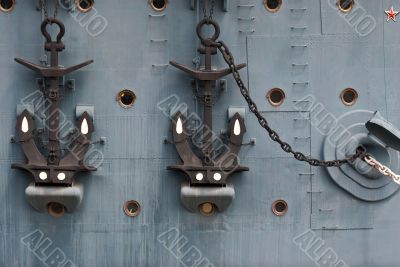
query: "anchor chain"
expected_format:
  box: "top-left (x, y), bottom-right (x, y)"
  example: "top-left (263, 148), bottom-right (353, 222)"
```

top-left (190, 17), bottom-right (400, 183)
top-left (202, 0), bottom-right (215, 19)
top-left (212, 40), bottom-right (365, 167)
top-left (363, 155), bottom-right (400, 185)
top-left (40, 0), bottom-right (59, 19)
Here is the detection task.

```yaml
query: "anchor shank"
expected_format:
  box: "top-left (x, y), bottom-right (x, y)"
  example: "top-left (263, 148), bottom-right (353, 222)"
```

top-left (203, 46), bottom-right (214, 164)
top-left (50, 47), bottom-right (59, 67)
top-left (46, 39), bottom-right (62, 165)
top-left (203, 83), bottom-right (213, 160)
top-left (47, 78), bottom-right (61, 165)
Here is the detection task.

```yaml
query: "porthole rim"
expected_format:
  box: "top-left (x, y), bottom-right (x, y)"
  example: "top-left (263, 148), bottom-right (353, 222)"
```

top-left (47, 202), bottom-right (66, 218)
top-left (0, 0), bottom-right (16, 13)
top-left (266, 87), bottom-right (286, 107)
top-left (75, 0), bottom-right (95, 13)
top-left (263, 0), bottom-right (282, 13)
top-left (149, 0), bottom-right (168, 12)
top-left (198, 202), bottom-right (216, 216)
top-left (123, 200), bottom-right (141, 217)
top-left (340, 87), bottom-right (358, 106)
top-left (116, 89), bottom-right (136, 109)
top-left (337, 0), bottom-right (354, 13)
top-left (271, 199), bottom-right (288, 216)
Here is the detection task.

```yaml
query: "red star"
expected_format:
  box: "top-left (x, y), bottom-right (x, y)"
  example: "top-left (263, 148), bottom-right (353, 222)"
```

top-left (385, 6), bottom-right (399, 21)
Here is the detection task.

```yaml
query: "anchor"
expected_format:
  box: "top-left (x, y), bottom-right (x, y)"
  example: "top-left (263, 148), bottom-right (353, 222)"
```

top-left (168, 18), bottom-right (249, 213)
top-left (12, 19), bottom-right (95, 214)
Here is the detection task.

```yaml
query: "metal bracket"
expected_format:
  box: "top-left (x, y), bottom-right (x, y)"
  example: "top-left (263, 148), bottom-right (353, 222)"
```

top-left (181, 181), bottom-right (235, 212)
top-left (17, 104), bottom-right (35, 116)
top-left (190, 0), bottom-right (229, 12)
top-left (64, 78), bottom-right (76, 90)
top-left (76, 105), bottom-right (95, 120)
top-left (25, 182), bottom-right (84, 213)
top-left (228, 107), bottom-right (245, 119)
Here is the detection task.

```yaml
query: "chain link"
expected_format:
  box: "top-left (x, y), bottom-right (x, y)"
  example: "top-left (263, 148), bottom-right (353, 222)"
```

top-left (202, 0), bottom-right (215, 19)
top-left (364, 155), bottom-right (400, 184)
top-left (40, 0), bottom-right (59, 19)
top-left (213, 40), bottom-right (365, 167)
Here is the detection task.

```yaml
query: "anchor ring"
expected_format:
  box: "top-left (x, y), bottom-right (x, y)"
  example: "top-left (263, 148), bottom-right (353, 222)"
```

top-left (196, 18), bottom-right (220, 46)
top-left (41, 18), bottom-right (66, 44)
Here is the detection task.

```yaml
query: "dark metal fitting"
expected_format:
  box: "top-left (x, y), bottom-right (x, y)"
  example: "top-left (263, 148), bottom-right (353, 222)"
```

top-left (196, 18), bottom-right (220, 46)
top-left (41, 18), bottom-right (66, 51)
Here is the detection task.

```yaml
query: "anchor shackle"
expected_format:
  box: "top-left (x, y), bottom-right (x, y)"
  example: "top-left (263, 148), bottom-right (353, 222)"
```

top-left (41, 18), bottom-right (65, 52)
top-left (196, 18), bottom-right (220, 47)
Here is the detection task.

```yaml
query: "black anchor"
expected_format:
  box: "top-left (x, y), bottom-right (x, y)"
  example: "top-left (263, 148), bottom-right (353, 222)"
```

top-left (12, 18), bottom-right (96, 185)
top-left (168, 18), bottom-right (249, 185)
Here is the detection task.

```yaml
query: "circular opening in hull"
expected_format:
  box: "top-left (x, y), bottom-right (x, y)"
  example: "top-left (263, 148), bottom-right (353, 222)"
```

top-left (123, 200), bottom-right (141, 217)
top-left (264, 0), bottom-right (282, 13)
top-left (117, 89), bottom-right (136, 108)
top-left (149, 0), bottom-right (167, 12)
top-left (354, 142), bottom-right (391, 179)
top-left (267, 88), bottom-right (285, 106)
top-left (272, 200), bottom-right (288, 216)
top-left (76, 0), bottom-right (94, 13)
top-left (340, 88), bottom-right (358, 106)
top-left (337, 0), bottom-right (354, 13)
top-left (199, 202), bottom-right (215, 216)
top-left (0, 0), bottom-right (15, 13)
top-left (48, 202), bottom-right (66, 218)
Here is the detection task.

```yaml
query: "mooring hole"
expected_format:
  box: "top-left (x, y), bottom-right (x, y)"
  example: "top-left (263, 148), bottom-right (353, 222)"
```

top-left (76, 0), bottom-right (94, 13)
top-left (0, 0), bottom-right (15, 12)
top-left (150, 0), bottom-right (167, 12)
top-left (267, 88), bottom-right (285, 107)
top-left (340, 88), bottom-right (358, 106)
top-left (338, 0), bottom-right (354, 13)
top-left (264, 0), bottom-right (282, 13)
top-left (123, 200), bottom-right (141, 217)
top-left (272, 200), bottom-right (288, 216)
top-left (117, 89), bottom-right (136, 109)
top-left (199, 202), bottom-right (215, 216)
top-left (48, 202), bottom-right (66, 218)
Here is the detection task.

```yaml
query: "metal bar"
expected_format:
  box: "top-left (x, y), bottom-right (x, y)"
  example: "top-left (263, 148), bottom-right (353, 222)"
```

top-left (237, 17), bottom-right (255, 21)
top-left (152, 64), bottom-right (169, 67)
top-left (237, 4), bottom-right (255, 7)
top-left (148, 14), bottom-right (166, 17)
top-left (150, 39), bottom-right (168, 42)
top-left (290, 8), bottom-right (307, 11)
